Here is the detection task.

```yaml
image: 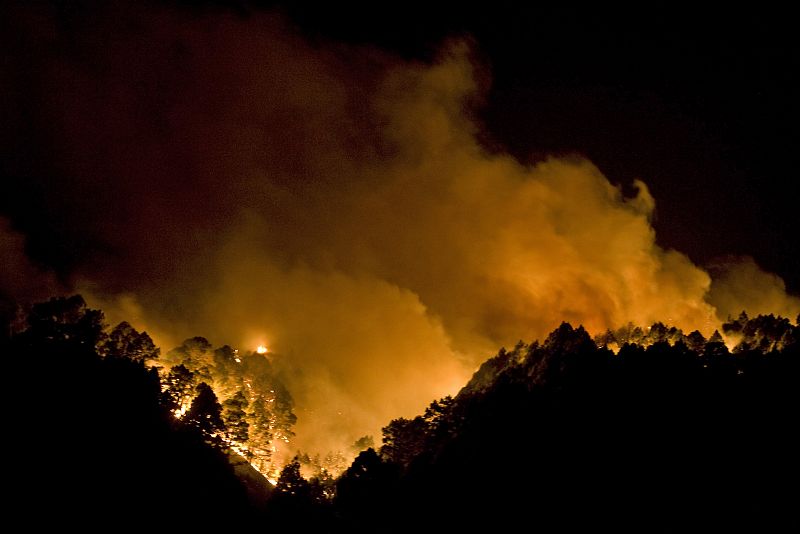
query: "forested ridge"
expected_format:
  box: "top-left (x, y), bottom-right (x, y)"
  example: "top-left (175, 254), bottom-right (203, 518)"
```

top-left (3, 296), bottom-right (798, 531)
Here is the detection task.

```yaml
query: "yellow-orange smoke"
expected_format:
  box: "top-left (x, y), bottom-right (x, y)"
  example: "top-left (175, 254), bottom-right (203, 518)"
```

top-left (3, 5), bottom-right (796, 456)
top-left (708, 256), bottom-right (800, 321)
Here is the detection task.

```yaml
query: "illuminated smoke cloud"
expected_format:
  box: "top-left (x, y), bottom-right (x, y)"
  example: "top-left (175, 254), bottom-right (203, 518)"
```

top-left (707, 256), bottom-right (800, 321)
top-left (4, 4), bottom-right (798, 453)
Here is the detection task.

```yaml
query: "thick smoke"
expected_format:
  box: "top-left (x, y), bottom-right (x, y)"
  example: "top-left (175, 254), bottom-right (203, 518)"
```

top-left (708, 256), bottom-right (800, 321)
top-left (4, 4), bottom-right (798, 452)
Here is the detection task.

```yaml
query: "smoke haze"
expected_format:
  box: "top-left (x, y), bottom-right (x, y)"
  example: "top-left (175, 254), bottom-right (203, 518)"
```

top-left (2, 4), bottom-right (798, 453)
top-left (708, 257), bottom-right (800, 322)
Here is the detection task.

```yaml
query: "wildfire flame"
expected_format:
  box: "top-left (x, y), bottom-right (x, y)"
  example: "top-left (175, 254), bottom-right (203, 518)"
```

top-left (256, 345), bottom-right (268, 354)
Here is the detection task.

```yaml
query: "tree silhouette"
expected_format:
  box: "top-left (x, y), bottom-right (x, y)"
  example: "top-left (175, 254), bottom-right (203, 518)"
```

top-left (185, 382), bottom-right (225, 449)
top-left (4, 295), bottom-right (252, 528)
top-left (101, 321), bottom-right (159, 363)
top-left (380, 416), bottom-right (428, 468)
top-left (331, 318), bottom-right (800, 532)
top-left (685, 329), bottom-right (706, 352)
top-left (336, 448), bottom-right (399, 527)
top-left (275, 457), bottom-right (310, 498)
top-left (6, 294), bottom-right (799, 531)
top-left (266, 455), bottom-right (335, 529)
top-left (352, 435), bottom-right (375, 452)
top-left (161, 363), bottom-right (196, 415)
top-left (21, 295), bottom-right (105, 353)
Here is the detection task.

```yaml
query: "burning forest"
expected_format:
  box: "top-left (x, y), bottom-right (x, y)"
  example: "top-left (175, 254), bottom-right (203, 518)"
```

top-left (2, 1), bottom-right (799, 531)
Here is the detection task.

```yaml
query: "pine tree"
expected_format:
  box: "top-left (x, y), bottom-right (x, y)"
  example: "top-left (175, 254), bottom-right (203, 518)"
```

top-left (185, 382), bottom-right (225, 449)
top-left (222, 390), bottom-right (250, 446)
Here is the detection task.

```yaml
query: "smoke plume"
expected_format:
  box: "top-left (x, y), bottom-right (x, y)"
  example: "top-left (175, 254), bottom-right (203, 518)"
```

top-left (708, 256), bottom-right (800, 322)
top-left (3, 4), bottom-right (798, 453)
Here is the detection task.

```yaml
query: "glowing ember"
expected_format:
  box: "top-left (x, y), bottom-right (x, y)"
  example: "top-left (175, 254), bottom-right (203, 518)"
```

top-left (256, 345), bottom-right (268, 354)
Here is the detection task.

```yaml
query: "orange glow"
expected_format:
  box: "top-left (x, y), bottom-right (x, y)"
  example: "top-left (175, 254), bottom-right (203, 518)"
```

top-left (68, 17), bottom-right (799, 467)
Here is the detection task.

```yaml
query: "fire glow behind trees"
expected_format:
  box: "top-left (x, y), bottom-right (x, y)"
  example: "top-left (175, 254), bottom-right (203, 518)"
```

top-left (2, 2), bottom-right (799, 461)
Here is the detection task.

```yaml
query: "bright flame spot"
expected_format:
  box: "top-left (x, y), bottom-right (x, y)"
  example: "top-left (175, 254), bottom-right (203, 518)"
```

top-left (256, 345), bottom-right (268, 354)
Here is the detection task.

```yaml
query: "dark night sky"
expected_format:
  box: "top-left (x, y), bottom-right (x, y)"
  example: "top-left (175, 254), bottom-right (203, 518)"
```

top-left (2, 0), bottom-right (798, 292)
